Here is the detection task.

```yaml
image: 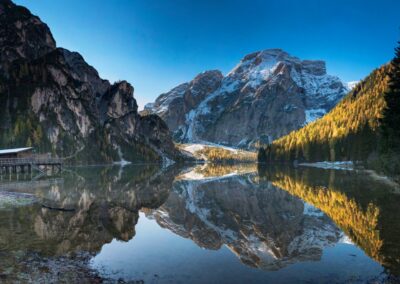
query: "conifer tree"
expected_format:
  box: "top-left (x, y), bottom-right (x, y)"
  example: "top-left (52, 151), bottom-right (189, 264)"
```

top-left (381, 41), bottom-right (400, 152)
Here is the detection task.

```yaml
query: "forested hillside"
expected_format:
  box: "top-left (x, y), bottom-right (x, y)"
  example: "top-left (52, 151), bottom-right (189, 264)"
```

top-left (377, 42), bottom-right (400, 176)
top-left (258, 42), bottom-right (400, 180)
top-left (258, 64), bottom-right (389, 162)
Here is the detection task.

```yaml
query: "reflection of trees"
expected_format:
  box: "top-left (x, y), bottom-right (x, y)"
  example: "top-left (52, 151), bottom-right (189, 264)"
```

top-left (0, 165), bottom-right (178, 256)
top-left (258, 165), bottom-right (400, 275)
top-left (151, 173), bottom-right (342, 270)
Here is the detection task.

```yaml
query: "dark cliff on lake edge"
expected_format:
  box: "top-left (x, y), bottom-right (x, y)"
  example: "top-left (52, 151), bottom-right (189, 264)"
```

top-left (0, 0), bottom-right (184, 164)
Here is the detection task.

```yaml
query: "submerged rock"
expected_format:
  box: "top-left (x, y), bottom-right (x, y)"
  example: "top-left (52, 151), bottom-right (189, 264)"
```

top-left (0, 191), bottom-right (36, 209)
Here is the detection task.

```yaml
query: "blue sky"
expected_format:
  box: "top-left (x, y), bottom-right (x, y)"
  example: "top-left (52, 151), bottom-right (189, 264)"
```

top-left (15, 0), bottom-right (400, 109)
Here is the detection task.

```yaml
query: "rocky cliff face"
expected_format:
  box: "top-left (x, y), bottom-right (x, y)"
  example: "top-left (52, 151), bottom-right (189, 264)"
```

top-left (0, 0), bottom-right (182, 163)
top-left (146, 49), bottom-right (349, 148)
top-left (144, 70), bottom-right (223, 137)
top-left (0, 0), bottom-right (56, 73)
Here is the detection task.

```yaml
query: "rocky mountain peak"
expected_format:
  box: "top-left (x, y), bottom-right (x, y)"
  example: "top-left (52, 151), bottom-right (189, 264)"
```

top-left (227, 49), bottom-right (295, 83)
top-left (188, 70), bottom-right (223, 102)
top-left (60, 48), bottom-right (109, 94)
top-left (301, 60), bottom-right (326, 76)
top-left (228, 49), bottom-right (329, 88)
top-left (241, 49), bottom-right (292, 63)
top-left (143, 69), bottom-right (223, 138)
top-left (146, 49), bottom-right (348, 148)
top-left (194, 69), bottom-right (223, 80)
top-left (0, 0), bottom-right (56, 74)
top-left (99, 80), bottom-right (137, 122)
top-left (192, 70), bottom-right (223, 90)
top-left (146, 69), bottom-right (223, 112)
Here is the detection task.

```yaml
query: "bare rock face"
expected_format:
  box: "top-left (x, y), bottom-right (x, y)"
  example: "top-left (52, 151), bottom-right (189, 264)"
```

top-left (99, 80), bottom-right (137, 123)
top-left (145, 70), bottom-right (223, 139)
top-left (0, 0), bottom-right (56, 74)
top-left (61, 49), bottom-right (110, 97)
top-left (0, 0), bottom-right (183, 163)
top-left (146, 49), bottom-right (349, 148)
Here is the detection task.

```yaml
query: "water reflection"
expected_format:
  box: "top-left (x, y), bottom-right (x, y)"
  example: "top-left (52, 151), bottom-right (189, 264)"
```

top-left (3, 165), bottom-right (179, 254)
top-left (0, 163), bottom-right (399, 282)
top-left (258, 165), bottom-right (400, 275)
top-left (0, 164), bottom-right (178, 282)
top-left (150, 172), bottom-right (343, 270)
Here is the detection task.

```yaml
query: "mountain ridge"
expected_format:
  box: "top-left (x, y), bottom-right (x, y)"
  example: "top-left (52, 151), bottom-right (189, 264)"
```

top-left (146, 48), bottom-right (349, 149)
top-left (0, 0), bottom-right (184, 164)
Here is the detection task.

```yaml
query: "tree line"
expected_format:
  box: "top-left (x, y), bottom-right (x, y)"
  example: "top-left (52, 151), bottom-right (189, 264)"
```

top-left (258, 41), bottom-right (400, 179)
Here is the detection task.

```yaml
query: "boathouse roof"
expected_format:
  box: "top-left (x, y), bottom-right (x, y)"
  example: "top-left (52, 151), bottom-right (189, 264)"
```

top-left (0, 147), bottom-right (33, 155)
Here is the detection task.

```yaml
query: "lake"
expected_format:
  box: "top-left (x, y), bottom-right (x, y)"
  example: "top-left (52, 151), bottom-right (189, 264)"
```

top-left (0, 164), bottom-right (399, 283)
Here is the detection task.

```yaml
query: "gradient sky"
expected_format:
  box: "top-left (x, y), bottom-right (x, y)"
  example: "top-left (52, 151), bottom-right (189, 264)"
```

top-left (14, 0), bottom-right (400, 109)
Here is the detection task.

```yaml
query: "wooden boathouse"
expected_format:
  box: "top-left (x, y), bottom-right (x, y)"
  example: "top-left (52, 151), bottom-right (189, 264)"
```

top-left (0, 147), bottom-right (63, 175)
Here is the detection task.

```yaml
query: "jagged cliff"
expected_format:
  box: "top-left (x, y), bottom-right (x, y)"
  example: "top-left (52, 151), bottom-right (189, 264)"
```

top-left (0, 0), bottom-right (182, 163)
top-left (146, 49), bottom-right (349, 148)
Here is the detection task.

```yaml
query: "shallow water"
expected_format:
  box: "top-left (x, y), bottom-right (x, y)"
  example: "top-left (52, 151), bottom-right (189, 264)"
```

top-left (0, 164), bottom-right (399, 283)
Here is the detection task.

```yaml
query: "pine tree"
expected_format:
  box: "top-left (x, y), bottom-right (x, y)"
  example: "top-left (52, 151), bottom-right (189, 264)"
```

top-left (381, 41), bottom-right (400, 152)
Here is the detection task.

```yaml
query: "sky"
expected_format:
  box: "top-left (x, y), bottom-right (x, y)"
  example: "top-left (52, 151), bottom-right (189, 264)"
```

top-left (15, 0), bottom-right (400, 109)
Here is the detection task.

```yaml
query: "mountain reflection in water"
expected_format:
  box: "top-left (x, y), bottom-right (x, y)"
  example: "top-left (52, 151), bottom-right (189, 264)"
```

top-left (151, 172), bottom-right (342, 270)
top-left (0, 163), bottom-right (399, 283)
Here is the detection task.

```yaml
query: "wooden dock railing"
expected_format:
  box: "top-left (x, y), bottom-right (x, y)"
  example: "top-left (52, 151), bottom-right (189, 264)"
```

top-left (0, 157), bottom-right (63, 174)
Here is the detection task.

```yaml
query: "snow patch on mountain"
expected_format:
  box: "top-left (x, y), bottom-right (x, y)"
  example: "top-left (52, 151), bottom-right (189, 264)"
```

top-left (147, 49), bottom-right (348, 148)
top-left (346, 81), bottom-right (359, 91)
top-left (145, 83), bottom-right (188, 115)
top-left (304, 108), bottom-right (326, 124)
top-left (303, 202), bottom-right (324, 217)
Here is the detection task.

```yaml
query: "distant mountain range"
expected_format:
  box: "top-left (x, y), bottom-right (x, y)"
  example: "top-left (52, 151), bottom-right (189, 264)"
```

top-left (1, 0), bottom-right (381, 166)
top-left (0, 0), bottom-right (183, 163)
top-left (145, 49), bottom-right (351, 149)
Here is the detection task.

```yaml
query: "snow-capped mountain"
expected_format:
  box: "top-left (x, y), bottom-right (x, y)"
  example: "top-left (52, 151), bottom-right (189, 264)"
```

top-left (145, 49), bottom-right (349, 148)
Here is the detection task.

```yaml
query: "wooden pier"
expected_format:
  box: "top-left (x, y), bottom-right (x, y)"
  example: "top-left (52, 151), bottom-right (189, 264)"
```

top-left (0, 157), bottom-right (63, 175)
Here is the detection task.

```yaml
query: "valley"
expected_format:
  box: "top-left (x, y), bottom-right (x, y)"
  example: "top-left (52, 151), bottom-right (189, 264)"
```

top-left (0, 0), bottom-right (399, 283)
